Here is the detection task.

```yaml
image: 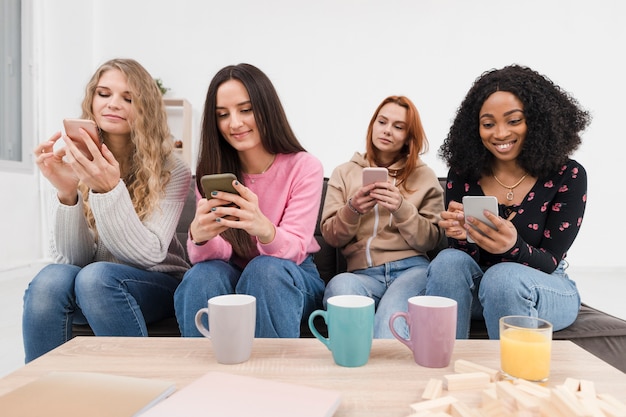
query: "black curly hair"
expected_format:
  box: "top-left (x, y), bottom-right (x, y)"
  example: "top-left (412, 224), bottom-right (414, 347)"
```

top-left (439, 64), bottom-right (591, 180)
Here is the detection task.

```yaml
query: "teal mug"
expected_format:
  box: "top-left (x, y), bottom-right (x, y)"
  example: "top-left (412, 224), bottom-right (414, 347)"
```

top-left (308, 295), bottom-right (374, 367)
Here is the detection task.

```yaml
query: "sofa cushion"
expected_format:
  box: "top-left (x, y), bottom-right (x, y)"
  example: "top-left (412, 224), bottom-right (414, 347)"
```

top-left (176, 176), bottom-right (197, 264)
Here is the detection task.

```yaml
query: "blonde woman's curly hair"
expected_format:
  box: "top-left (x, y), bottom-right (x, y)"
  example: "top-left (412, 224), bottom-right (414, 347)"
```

top-left (79, 58), bottom-right (173, 228)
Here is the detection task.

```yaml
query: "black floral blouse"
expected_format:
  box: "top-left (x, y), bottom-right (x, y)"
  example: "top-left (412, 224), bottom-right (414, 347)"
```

top-left (445, 160), bottom-right (587, 274)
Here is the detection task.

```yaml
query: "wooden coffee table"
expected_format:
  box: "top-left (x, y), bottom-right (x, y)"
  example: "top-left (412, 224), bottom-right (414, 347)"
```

top-left (1, 337), bottom-right (624, 416)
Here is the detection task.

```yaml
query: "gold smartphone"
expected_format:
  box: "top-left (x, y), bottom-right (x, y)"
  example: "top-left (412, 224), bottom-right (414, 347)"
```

top-left (62, 119), bottom-right (102, 159)
top-left (362, 167), bottom-right (388, 186)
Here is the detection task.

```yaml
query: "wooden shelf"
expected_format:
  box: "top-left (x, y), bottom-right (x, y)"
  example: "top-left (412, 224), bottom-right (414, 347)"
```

top-left (164, 98), bottom-right (192, 166)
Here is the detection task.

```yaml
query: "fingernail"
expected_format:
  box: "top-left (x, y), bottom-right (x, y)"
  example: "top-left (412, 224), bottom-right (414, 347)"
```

top-left (211, 191), bottom-right (218, 196)
top-left (216, 218), bottom-right (221, 223)
top-left (234, 181), bottom-right (239, 185)
top-left (211, 207), bottom-right (216, 212)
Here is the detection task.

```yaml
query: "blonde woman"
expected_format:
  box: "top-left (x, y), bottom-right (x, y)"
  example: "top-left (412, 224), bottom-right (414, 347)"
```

top-left (23, 58), bottom-right (191, 362)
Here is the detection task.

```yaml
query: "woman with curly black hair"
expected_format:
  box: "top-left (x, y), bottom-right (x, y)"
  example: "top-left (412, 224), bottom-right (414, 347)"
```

top-left (426, 64), bottom-right (591, 339)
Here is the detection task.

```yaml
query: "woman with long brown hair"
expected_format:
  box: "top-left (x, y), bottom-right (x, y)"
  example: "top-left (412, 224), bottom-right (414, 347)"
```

top-left (174, 63), bottom-right (325, 338)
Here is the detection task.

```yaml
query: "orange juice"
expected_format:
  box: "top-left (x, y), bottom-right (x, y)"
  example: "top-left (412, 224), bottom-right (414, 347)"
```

top-left (500, 328), bottom-right (551, 381)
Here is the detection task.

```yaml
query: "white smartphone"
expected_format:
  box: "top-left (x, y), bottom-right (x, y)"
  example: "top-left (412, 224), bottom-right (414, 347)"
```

top-left (62, 119), bottom-right (102, 159)
top-left (462, 196), bottom-right (498, 243)
top-left (362, 167), bottom-right (388, 186)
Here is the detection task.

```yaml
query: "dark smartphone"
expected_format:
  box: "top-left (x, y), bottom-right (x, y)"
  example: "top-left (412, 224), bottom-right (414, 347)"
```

top-left (200, 173), bottom-right (240, 199)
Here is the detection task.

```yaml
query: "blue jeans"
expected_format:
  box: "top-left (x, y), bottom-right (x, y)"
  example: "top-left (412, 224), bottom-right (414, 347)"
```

top-left (174, 255), bottom-right (325, 338)
top-left (425, 248), bottom-right (580, 339)
top-left (22, 262), bottom-right (180, 362)
top-left (323, 255), bottom-right (429, 339)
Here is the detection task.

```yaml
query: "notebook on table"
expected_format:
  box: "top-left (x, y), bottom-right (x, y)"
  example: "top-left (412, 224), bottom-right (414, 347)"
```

top-left (0, 371), bottom-right (175, 417)
top-left (141, 371), bottom-right (341, 417)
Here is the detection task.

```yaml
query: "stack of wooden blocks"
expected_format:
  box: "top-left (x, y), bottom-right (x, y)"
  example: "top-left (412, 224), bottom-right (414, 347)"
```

top-left (406, 359), bottom-right (626, 417)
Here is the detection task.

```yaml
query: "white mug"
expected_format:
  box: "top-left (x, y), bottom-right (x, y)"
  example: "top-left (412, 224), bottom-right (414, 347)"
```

top-left (194, 294), bottom-right (256, 364)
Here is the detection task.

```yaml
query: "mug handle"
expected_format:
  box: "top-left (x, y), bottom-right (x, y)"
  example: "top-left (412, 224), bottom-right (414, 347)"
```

top-left (308, 310), bottom-right (331, 350)
top-left (194, 307), bottom-right (211, 338)
top-left (389, 312), bottom-right (412, 350)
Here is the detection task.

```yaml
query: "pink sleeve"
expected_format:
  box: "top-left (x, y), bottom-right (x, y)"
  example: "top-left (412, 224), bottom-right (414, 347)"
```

top-left (257, 154), bottom-right (323, 264)
top-left (186, 186), bottom-right (233, 264)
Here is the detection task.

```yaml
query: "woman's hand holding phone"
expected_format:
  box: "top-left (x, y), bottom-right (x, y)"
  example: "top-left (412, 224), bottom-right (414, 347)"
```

top-left (462, 196), bottom-right (498, 243)
top-left (62, 119), bottom-right (102, 161)
top-left (57, 119), bottom-right (121, 194)
top-left (193, 176), bottom-right (276, 244)
top-left (461, 196), bottom-right (518, 253)
top-left (356, 167), bottom-right (402, 214)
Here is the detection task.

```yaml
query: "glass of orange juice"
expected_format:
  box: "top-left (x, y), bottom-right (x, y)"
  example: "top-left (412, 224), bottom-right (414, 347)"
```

top-left (499, 316), bottom-right (553, 382)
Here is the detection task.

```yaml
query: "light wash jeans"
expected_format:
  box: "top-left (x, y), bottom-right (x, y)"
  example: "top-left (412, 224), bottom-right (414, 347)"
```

top-left (174, 255), bottom-right (325, 338)
top-left (425, 248), bottom-right (580, 339)
top-left (22, 262), bottom-right (180, 363)
top-left (323, 255), bottom-right (430, 339)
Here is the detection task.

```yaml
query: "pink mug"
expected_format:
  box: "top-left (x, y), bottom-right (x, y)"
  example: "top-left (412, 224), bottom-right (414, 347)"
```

top-left (389, 296), bottom-right (457, 368)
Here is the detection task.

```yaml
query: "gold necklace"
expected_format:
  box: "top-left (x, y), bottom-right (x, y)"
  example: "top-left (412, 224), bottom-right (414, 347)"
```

top-left (259, 154), bottom-right (275, 174)
top-left (247, 155), bottom-right (275, 184)
top-left (493, 173), bottom-right (528, 201)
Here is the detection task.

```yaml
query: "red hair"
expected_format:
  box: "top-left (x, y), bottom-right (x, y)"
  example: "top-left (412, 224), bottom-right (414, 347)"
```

top-left (365, 95), bottom-right (428, 190)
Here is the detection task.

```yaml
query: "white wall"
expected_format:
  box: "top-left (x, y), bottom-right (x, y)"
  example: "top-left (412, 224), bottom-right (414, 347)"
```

top-left (1, 0), bottom-right (623, 271)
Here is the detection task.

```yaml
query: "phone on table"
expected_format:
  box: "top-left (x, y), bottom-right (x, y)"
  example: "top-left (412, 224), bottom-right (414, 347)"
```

top-left (462, 196), bottom-right (498, 243)
top-left (62, 119), bottom-right (102, 159)
top-left (362, 167), bottom-right (388, 187)
top-left (200, 173), bottom-right (240, 199)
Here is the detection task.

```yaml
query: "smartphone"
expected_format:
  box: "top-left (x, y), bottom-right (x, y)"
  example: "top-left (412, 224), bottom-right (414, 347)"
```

top-left (62, 119), bottom-right (102, 159)
top-left (362, 167), bottom-right (388, 186)
top-left (200, 173), bottom-right (240, 199)
top-left (462, 196), bottom-right (498, 243)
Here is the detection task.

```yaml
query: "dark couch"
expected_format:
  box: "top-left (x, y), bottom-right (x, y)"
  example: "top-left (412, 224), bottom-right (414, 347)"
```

top-left (74, 177), bottom-right (626, 373)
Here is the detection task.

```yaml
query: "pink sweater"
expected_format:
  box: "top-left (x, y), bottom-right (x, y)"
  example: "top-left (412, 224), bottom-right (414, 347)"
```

top-left (187, 152), bottom-right (323, 266)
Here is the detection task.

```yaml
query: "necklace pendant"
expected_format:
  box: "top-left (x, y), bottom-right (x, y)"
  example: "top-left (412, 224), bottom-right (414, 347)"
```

top-left (506, 190), bottom-right (514, 201)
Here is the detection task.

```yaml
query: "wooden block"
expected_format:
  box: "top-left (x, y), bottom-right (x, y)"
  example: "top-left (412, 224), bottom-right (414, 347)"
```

top-left (563, 377), bottom-right (581, 392)
top-left (597, 394), bottom-right (626, 414)
top-left (578, 397), bottom-right (610, 417)
top-left (538, 396), bottom-right (569, 417)
top-left (478, 399), bottom-right (514, 417)
top-left (405, 412), bottom-right (438, 417)
top-left (422, 378), bottom-right (444, 400)
top-left (444, 372), bottom-right (491, 391)
top-left (495, 381), bottom-right (540, 411)
top-left (450, 401), bottom-right (480, 417)
top-left (453, 359), bottom-right (500, 382)
top-left (481, 387), bottom-right (498, 406)
top-left (513, 378), bottom-right (551, 399)
top-left (410, 396), bottom-right (458, 413)
top-left (596, 393), bottom-right (626, 417)
top-left (552, 385), bottom-right (592, 417)
top-left (577, 380), bottom-right (597, 399)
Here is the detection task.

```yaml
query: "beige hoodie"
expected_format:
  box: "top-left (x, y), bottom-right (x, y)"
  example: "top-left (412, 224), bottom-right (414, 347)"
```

top-left (321, 152), bottom-right (444, 272)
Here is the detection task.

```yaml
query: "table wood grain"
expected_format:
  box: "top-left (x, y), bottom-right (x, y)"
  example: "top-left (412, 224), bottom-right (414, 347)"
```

top-left (1, 338), bottom-right (624, 416)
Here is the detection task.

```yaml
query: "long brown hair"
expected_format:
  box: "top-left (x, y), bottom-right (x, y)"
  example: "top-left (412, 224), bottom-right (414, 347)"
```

top-left (196, 63), bottom-right (305, 258)
top-left (79, 58), bottom-right (173, 229)
top-left (365, 95), bottom-right (428, 190)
